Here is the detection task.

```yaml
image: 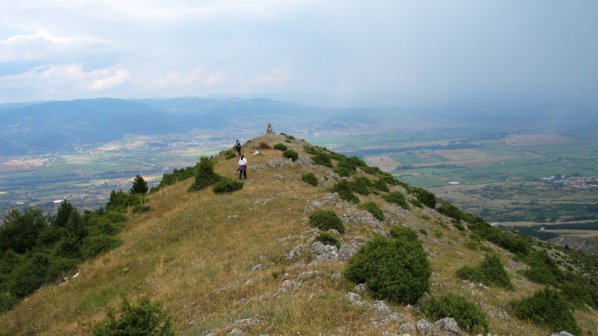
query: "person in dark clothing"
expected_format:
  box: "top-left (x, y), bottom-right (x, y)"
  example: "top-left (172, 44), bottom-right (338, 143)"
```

top-left (234, 140), bottom-right (242, 155)
top-left (238, 155), bottom-right (248, 179)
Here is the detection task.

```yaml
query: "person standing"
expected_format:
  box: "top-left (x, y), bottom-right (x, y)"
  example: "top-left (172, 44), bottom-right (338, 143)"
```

top-left (238, 154), bottom-right (248, 179)
top-left (234, 140), bottom-right (242, 156)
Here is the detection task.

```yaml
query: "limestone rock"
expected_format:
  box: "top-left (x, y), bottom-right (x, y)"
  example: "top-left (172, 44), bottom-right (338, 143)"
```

top-left (286, 244), bottom-right (306, 261)
top-left (416, 319), bottom-right (436, 336)
top-left (311, 241), bottom-right (339, 263)
top-left (251, 264), bottom-right (264, 272)
top-left (399, 322), bottom-right (416, 334)
top-left (346, 292), bottom-right (363, 305)
top-left (354, 283), bottom-right (367, 292)
top-left (551, 332), bottom-right (575, 336)
top-left (435, 317), bottom-right (461, 334)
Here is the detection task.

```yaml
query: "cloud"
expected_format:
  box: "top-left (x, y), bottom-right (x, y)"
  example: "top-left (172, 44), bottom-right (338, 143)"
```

top-left (251, 66), bottom-right (290, 88)
top-left (0, 64), bottom-right (131, 100)
top-left (0, 30), bottom-right (109, 63)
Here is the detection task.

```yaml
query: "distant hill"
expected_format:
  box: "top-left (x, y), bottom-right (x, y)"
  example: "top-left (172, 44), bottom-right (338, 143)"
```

top-left (1, 132), bottom-right (595, 335)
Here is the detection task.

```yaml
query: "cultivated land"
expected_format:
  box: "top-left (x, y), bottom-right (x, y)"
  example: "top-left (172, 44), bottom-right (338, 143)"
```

top-left (1, 133), bottom-right (596, 335)
top-left (315, 131), bottom-right (598, 255)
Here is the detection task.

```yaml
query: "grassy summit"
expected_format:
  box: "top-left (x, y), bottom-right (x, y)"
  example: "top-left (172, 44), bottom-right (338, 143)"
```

top-left (1, 133), bottom-right (596, 335)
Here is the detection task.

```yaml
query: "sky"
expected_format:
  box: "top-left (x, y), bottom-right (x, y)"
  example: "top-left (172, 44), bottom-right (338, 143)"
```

top-left (0, 0), bottom-right (597, 106)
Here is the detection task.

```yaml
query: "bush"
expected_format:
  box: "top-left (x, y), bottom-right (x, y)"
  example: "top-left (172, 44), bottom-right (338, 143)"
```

top-left (389, 226), bottom-right (418, 241)
top-left (212, 179), bottom-right (244, 194)
top-left (315, 232), bottom-right (340, 248)
top-left (0, 291), bottom-right (17, 312)
top-left (521, 251), bottom-right (562, 286)
top-left (360, 202), bottom-right (384, 221)
top-left (283, 149), bottom-right (298, 161)
top-left (510, 289), bottom-right (581, 335)
top-left (334, 161), bottom-right (357, 177)
top-left (332, 181), bottom-right (359, 203)
top-left (457, 254), bottom-right (513, 289)
top-left (383, 192), bottom-right (409, 209)
top-left (257, 142), bottom-right (272, 150)
top-left (304, 145), bottom-right (319, 155)
top-left (311, 153), bottom-right (332, 167)
top-left (372, 179), bottom-right (389, 192)
top-left (92, 297), bottom-right (175, 336)
top-left (132, 204), bottom-right (150, 213)
top-left (224, 150), bottom-right (237, 160)
top-left (273, 143), bottom-right (287, 151)
top-left (421, 294), bottom-right (489, 333)
top-left (452, 219), bottom-right (465, 231)
top-left (345, 235), bottom-right (430, 304)
top-left (80, 235), bottom-right (122, 259)
top-left (153, 166), bottom-right (195, 192)
top-left (301, 173), bottom-right (318, 186)
top-left (349, 176), bottom-right (371, 195)
top-left (412, 187), bottom-right (436, 208)
top-left (309, 210), bottom-right (345, 233)
top-left (189, 157), bottom-right (221, 191)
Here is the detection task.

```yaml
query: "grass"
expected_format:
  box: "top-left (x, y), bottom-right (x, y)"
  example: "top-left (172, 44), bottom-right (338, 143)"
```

top-left (1, 133), bottom-right (596, 336)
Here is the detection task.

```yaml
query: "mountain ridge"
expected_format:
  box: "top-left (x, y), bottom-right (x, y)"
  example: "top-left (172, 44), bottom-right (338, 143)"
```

top-left (0, 132), bottom-right (596, 335)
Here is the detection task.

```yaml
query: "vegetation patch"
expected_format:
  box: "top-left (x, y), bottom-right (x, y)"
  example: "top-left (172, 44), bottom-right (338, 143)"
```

top-left (359, 202), bottom-right (384, 221)
top-left (301, 173), bottom-right (318, 186)
top-left (283, 149), bottom-right (299, 161)
top-left (257, 141), bottom-right (272, 150)
top-left (151, 166), bottom-right (196, 192)
top-left (421, 293), bottom-right (489, 333)
top-left (309, 210), bottom-right (345, 233)
top-left (92, 297), bottom-right (175, 336)
top-left (331, 180), bottom-right (359, 203)
top-left (315, 232), bottom-right (340, 248)
top-left (273, 143), bottom-right (288, 151)
top-left (411, 187), bottom-right (436, 208)
top-left (212, 178), bottom-right (244, 194)
top-left (189, 157), bottom-right (221, 191)
top-left (345, 230), bottom-right (430, 304)
top-left (311, 153), bottom-right (333, 167)
top-left (372, 178), bottom-right (389, 192)
top-left (349, 176), bottom-right (371, 195)
top-left (510, 289), bottom-right (581, 336)
top-left (383, 192), bottom-right (409, 209)
top-left (457, 253), bottom-right (513, 289)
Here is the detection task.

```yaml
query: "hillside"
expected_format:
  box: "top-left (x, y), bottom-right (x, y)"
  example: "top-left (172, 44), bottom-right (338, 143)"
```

top-left (0, 132), bottom-right (596, 335)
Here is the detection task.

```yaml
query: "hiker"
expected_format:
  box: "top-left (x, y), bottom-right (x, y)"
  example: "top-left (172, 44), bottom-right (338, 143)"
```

top-left (234, 140), bottom-right (242, 155)
top-left (238, 154), bottom-right (248, 179)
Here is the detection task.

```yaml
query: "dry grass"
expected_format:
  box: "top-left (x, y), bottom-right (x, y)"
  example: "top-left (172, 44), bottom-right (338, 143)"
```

top-left (1, 133), bottom-right (595, 336)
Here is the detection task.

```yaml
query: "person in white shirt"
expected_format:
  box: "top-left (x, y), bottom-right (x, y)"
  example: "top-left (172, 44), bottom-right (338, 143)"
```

top-left (238, 155), bottom-right (248, 179)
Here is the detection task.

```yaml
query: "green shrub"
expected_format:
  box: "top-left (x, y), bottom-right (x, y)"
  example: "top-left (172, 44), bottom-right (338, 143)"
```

top-left (130, 175), bottom-right (148, 194)
top-left (438, 202), bottom-right (466, 220)
top-left (152, 166), bottom-right (196, 192)
top-left (0, 291), bottom-right (17, 312)
top-left (274, 143), bottom-right (288, 151)
top-left (46, 256), bottom-right (79, 282)
top-left (510, 289), bottom-right (581, 335)
top-left (107, 190), bottom-right (141, 211)
top-left (189, 157), bottom-right (221, 191)
top-left (283, 149), bottom-right (299, 161)
top-left (421, 294), bottom-right (489, 333)
top-left (286, 135), bottom-right (295, 140)
top-left (457, 254), bottom-right (513, 289)
top-left (521, 251), bottom-right (562, 286)
top-left (309, 210), bottom-right (345, 233)
top-left (349, 176), bottom-right (371, 195)
top-left (312, 153), bottom-right (332, 167)
top-left (345, 235), bottom-right (430, 304)
top-left (315, 232), bottom-right (340, 248)
top-left (301, 173), bottom-right (318, 186)
top-left (360, 202), bottom-right (384, 221)
top-left (383, 192), bottom-right (409, 209)
top-left (332, 181), bottom-right (359, 203)
top-left (333, 163), bottom-right (354, 177)
top-left (224, 150), bottom-right (237, 160)
top-left (304, 145), bottom-right (319, 155)
top-left (80, 235), bottom-right (122, 259)
top-left (212, 179), bottom-right (244, 194)
top-left (372, 179), bottom-right (389, 192)
top-left (92, 297), bottom-right (175, 336)
top-left (412, 187), bottom-right (436, 208)
top-left (452, 219), bottom-right (465, 231)
top-left (389, 226), bottom-right (418, 241)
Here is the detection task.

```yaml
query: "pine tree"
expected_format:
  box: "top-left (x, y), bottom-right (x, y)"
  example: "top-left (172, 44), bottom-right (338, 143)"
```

top-left (130, 175), bottom-right (148, 194)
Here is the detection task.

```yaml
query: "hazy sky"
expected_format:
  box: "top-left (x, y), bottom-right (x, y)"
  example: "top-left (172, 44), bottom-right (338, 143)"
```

top-left (0, 0), bottom-right (597, 106)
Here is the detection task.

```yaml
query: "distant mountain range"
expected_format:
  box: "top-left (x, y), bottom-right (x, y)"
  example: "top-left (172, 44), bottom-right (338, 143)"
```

top-left (0, 97), bottom-right (595, 156)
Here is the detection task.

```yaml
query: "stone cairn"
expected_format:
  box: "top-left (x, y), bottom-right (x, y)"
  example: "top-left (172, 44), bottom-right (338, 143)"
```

top-left (266, 122), bottom-right (273, 134)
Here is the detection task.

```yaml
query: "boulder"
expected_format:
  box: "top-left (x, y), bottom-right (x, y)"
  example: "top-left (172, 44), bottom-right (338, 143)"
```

top-left (416, 319), bottom-right (436, 336)
top-left (434, 317), bottom-right (461, 334)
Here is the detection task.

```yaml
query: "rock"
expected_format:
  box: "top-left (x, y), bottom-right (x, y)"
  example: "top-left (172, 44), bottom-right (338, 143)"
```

top-left (233, 315), bottom-right (261, 329)
top-left (416, 319), bottom-right (436, 336)
top-left (286, 244), bottom-right (305, 261)
top-left (346, 292), bottom-right (363, 305)
top-left (551, 332), bottom-right (575, 336)
top-left (435, 317), bottom-right (460, 334)
top-left (354, 283), bottom-right (367, 292)
top-left (281, 279), bottom-right (301, 291)
top-left (329, 229), bottom-right (340, 235)
top-left (251, 264), bottom-right (264, 272)
top-left (338, 237), bottom-right (366, 261)
top-left (310, 241), bottom-right (339, 263)
top-left (227, 328), bottom-right (243, 336)
top-left (400, 323), bottom-right (416, 334)
top-left (297, 270), bottom-right (321, 280)
top-left (370, 300), bottom-right (403, 328)
top-left (252, 150), bottom-right (262, 156)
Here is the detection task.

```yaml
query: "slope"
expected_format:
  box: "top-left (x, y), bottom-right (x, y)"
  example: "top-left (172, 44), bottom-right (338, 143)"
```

top-left (0, 132), bottom-right (596, 335)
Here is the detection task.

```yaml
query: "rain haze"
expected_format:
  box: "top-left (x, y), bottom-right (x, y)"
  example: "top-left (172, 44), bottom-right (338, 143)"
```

top-left (1, 0), bottom-right (597, 108)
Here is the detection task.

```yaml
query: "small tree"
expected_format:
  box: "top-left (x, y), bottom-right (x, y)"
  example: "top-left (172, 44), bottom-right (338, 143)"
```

top-left (130, 175), bottom-right (148, 194)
